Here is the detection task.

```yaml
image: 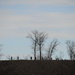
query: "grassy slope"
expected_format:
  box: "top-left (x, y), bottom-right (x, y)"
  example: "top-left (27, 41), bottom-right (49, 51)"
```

top-left (0, 60), bottom-right (75, 75)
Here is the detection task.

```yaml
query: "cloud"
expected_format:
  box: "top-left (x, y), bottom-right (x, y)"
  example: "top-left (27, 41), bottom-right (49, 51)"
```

top-left (0, 0), bottom-right (75, 6)
top-left (0, 9), bottom-right (75, 39)
top-left (48, 31), bottom-right (75, 39)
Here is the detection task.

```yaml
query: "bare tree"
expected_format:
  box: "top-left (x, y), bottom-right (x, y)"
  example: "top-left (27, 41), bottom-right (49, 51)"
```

top-left (27, 30), bottom-right (39, 60)
top-left (47, 39), bottom-right (59, 60)
top-left (27, 30), bottom-right (47, 60)
top-left (38, 32), bottom-right (47, 60)
top-left (66, 40), bottom-right (75, 60)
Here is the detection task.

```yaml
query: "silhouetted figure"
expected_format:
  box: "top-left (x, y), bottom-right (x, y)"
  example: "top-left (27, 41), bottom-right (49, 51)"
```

top-left (35, 57), bottom-right (36, 60)
top-left (11, 57), bottom-right (12, 60)
top-left (30, 57), bottom-right (32, 60)
top-left (17, 56), bottom-right (19, 60)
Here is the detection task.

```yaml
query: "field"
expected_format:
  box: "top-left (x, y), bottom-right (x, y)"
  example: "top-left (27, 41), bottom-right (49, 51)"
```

top-left (0, 60), bottom-right (75, 75)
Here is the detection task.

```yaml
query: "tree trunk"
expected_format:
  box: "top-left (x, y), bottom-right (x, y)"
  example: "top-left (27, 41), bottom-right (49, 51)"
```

top-left (34, 48), bottom-right (36, 60)
top-left (39, 45), bottom-right (41, 60)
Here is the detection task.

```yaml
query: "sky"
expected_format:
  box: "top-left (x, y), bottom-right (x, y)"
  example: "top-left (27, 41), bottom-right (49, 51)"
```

top-left (0, 0), bottom-right (75, 60)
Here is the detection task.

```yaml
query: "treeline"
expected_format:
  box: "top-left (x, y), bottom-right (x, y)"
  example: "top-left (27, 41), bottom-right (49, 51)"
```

top-left (27, 30), bottom-right (75, 60)
top-left (0, 30), bottom-right (75, 60)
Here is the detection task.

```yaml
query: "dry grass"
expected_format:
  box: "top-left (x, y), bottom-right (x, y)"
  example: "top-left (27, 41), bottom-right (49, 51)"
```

top-left (0, 60), bottom-right (75, 75)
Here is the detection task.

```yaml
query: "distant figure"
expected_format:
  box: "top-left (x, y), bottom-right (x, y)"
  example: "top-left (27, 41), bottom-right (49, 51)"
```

top-left (35, 57), bottom-right (36, 60)
top-left (11, 57), bottom-right (12, 60)
top-left (51, 58), bottom-right (52, 60)
top-left (30, 57), bottom-right (32, 60)
top-left (17, 56), bottom-right (19, 60)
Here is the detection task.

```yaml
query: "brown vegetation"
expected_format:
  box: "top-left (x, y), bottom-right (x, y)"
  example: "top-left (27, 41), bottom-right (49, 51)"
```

top-left (0, 60), bottom-right (75, 75)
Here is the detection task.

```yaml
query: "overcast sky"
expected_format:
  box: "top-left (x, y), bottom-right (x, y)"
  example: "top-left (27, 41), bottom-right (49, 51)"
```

top-left (0, 0), bottom-right (75, 60)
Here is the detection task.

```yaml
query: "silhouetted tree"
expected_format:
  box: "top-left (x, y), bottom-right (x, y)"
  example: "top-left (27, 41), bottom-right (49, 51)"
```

top-left (38, 32), bottom-right (47, 60)
top-left (27, 30), bottom-right (39, 60)
top-left (47, 39), bottom-right (59, 60)
top-left (66, 40), bottom-right (75, 60)
top-left (27, 30), bottom-right (47, 60)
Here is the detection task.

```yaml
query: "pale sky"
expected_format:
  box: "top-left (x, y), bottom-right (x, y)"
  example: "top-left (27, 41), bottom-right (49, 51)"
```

top-left (0, 0), bottom-right (75, 60)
